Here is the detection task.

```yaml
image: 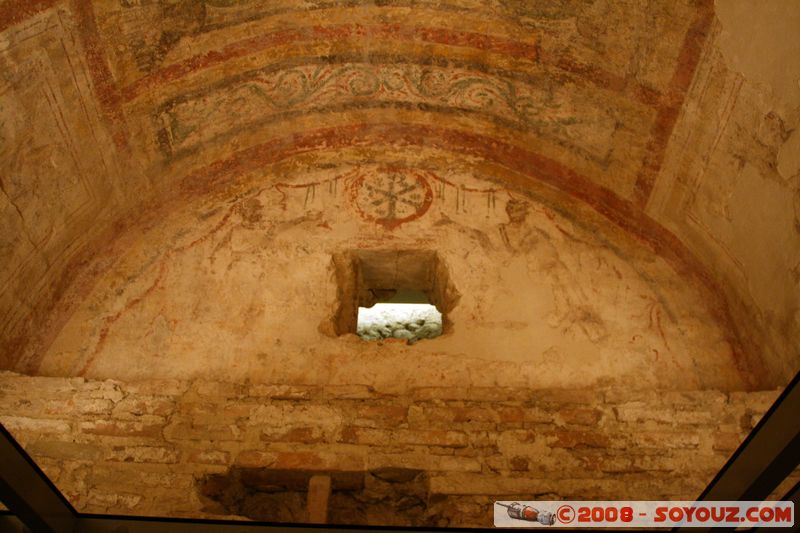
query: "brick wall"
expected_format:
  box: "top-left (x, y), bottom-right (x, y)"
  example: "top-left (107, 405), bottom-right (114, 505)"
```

top-left (0, 372), bottom-right (782, 527)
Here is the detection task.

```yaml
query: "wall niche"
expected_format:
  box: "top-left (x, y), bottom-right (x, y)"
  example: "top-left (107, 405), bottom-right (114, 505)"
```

top-left (198, 467), bottom-right (435, 526)
top-left (323, 250), bottom-right (460, 343)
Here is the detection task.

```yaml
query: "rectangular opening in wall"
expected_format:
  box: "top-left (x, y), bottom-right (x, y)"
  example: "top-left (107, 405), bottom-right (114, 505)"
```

top-left (328, 250), bottom-right (459, 343)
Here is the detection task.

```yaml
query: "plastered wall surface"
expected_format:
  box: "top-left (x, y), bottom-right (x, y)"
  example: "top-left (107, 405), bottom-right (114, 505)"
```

top-left (1, 0), bottom-right (797, 386)
top-left (0, 6), bottom-right (139, 370)
top-left (649, 1), bottom-right (800, 385)
top-left (22, 159), bottom-right (750, 391)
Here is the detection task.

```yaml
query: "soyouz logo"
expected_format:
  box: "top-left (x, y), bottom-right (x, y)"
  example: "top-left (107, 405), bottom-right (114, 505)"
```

top-left (493, 501), bottom-right (795, 528)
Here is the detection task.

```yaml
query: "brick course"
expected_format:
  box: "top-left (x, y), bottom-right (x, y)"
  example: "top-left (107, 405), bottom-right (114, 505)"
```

top-left (0, 371), bottom-right (781, 526)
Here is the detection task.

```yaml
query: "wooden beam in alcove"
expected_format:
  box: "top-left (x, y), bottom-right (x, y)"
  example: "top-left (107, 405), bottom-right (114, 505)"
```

top-left (307, 475), bottom-right (332, 524)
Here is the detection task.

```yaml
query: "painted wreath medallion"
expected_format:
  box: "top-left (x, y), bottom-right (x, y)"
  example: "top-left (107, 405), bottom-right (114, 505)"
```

top-left (350, 169), bottom-right (434, 229)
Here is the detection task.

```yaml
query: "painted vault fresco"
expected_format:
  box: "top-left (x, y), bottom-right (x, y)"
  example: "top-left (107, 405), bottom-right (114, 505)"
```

top-left (81, 0), bottom-right (701, 204)
top-left (155, 62), bottom-right (638, 164)
top-left (29, 162), bottom-right (747, 393)
top-left (0, 8), bottom-right (123, 364)
top-left (1, 0), bottom-right (795, 394)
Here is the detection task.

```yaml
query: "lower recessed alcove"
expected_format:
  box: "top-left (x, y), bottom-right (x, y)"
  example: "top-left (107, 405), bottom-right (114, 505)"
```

top-left (199, 467), bottom-right (432, 526)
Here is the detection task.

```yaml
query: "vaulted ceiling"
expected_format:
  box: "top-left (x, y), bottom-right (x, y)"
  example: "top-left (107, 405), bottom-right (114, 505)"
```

top-left (96, 0), bottom-right (706, 207)
top-left (1, 0), bottom-right (798, 386)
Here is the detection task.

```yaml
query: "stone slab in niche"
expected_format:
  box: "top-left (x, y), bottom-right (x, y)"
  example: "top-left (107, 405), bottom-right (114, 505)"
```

top-left (323, 249), bottom-right (460, 340)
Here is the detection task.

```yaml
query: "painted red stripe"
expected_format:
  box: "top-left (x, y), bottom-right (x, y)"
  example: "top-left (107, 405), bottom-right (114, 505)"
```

top-left (69, 0), bottom-right (129, 150)
top-left (121, 23), bottom-right (539, 102)
top-left (121, 22), bottom-right (666, 112)
top-left (548, 54), bottom-right (663, 108)
top-left (632, 0), bottom-right (715, 207)
top-left (0, 0), bottom-right (59, 32)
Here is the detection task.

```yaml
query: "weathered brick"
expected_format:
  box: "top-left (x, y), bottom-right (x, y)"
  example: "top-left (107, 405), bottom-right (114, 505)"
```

top-left (496, 406), bottom-right (524, 424)
top-left (630, 431), bottom-right (701, 449)
top-left (728, 390), bottom-right (781, 412)
top-left (121, 380), bottom-right (189, 397)
top-left (184, 449), bottom-right (231, 465)
top-left (80, 419), bottom-right (164, 438)
top-left (468, 431), bottom-right (498, 448)
top-left (662, 391), bottom-right (727, 407)
top-left (89, 465), bottom-right (194, 489)
top-left (234, 450), bottom-right (278, 467)
top-left (632, 453), bottom-right (723, 474)
top-left (235, 449), bottom-right (364, 471)
top-left (106, 446), bottom-right (179, 464)
top-left (429, 472), bottom-right (553, 495)
top-left (77, 381), bottom-right (124, 403)
top-left (497, 429), bottom-right (536, 445)
top-left (340, 427), bottom-right (468, 448)
top-left (177, 401), bottom-right (249, 428)
top-left (247, 384), bottom-right (314, 400)
top-left (322, 385), bottom-right (376, 399)
top-left (26, 440), bottom-right (103, 461)
top-left (0, 371), bottom-right (779, 522)
top-left (274, 451), bottom-right (364, 471)
top-left (558, 407), bottom-right (603, 425)
top-left (530, 389), bottom-right (602, 405)
top-left (546, 429), bottom-right (610, 449)
top-left (738, 412), bottom-right (760, 432)
top-left (352, 405), bottom-right (408, 426)
top-left (482, 455), bottom-right (508, 472)
top-left (0, 398), bottom-right (47, 416)
top-left (613, 403), bottom-right (716, 424)
top-left (261, 426), bottom-right (325, 443)
top-left (77, 398), bottom-right (115, 415)
top-left (411, 387), bottom-right (522, 402)
top-left (509, 456), bottom-right (529, 471)
top-left (1, 416), bottom-right (70, 434)
top-left (163, 420), bottom-right (242, 442)
top-left (86, 490), bottom-right (142, 510)
top-left (427, 445), bottom-right (456, 455)
top-left (407, 406), bottom-right (495, 429)
top-left (248, 404), bottom-right (343, 429)
top-left (36, 458), bottom-right (63, 482)
top-left (579, 453), bottom-right (637, 474)
top-left (18, 398), bottom-right (108, 417)
top-left (189, 380), bottom-right (245, 398)
top-left (367, 453), bottom-right (482, 472)
top-left (712, 432), bottom-right (744, 452)
top-left (113, 397), bottom-right (175, 418)
top-left (448, 406), bottom-right (498, 423)
top-left (138, 490), bottom-right (205, 513)
top-left (603, 389), bottom-right (662, 404)
top-left (0, 373), bottom-right (85, 396)
top-left (497, 406), bottom-right (552, 424)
